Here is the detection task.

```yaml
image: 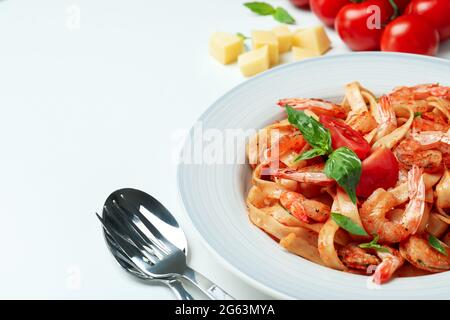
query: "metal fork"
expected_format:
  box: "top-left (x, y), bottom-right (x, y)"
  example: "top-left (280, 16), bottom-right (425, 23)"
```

top-left (100, 221), bottom-right (194, 300)
top-left (98, 188), bottom-right (233, 300)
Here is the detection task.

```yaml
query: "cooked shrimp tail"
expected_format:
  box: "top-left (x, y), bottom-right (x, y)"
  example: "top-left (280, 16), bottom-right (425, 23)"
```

top-left (402, 165), bottom-right (426, 235)
top-left (278, 98), bottom-right (347, 119)
top-left (372, 247), bottom-right (404, 284)
top-left (374, 95), bottom-right (397, 141)
top-left (280, 191), bottom-right (330, 223)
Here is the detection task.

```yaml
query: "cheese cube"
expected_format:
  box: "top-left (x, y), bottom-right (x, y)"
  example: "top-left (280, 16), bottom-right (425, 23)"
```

top-left (238, 46), bottom-right (270, 77)
top-left (209, 32), bottom-right (244, 65)
top-left (292, 26), bottom-right (331, 55)
top-left (252, 30), bottom-right (279, 66)
top-left (272, 25), bottom-right (293, 53)
top-left (292, 47), bottom-right (320, 61)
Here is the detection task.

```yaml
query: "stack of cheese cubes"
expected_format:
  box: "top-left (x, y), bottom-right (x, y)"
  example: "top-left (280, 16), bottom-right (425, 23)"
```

top-left (209, 25), bottom-right (331, 77)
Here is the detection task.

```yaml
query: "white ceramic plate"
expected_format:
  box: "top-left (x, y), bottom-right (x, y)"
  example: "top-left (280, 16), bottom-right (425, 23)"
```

top-left (177, 53), bottom-right (450, 299)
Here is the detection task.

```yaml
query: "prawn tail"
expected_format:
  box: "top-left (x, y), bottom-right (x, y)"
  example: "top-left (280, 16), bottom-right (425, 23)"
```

top-left (403, 165), bottom-right (426, 234)
top-left (372, 252), bottom-right (404, 284)
top-left (408, 165), bottom-right (424, 199)
top-left (372, 260), bottom-right (394, 284)
top-left (280, 191), bottom-right (310, 223)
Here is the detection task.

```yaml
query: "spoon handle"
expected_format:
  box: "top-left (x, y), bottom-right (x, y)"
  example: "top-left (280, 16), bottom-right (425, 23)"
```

top-left (167, 279), bottom-right (195, 300)
top-left (182, 267), bottom-right (234, 300)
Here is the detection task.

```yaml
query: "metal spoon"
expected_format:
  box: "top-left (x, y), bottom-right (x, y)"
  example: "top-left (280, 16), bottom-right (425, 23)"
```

top-left (98, 188), bottom-right (233, 300)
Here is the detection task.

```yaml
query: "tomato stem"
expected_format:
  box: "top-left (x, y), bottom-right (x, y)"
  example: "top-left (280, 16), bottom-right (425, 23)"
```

top-left (388, 0), bottom-right (399, 20)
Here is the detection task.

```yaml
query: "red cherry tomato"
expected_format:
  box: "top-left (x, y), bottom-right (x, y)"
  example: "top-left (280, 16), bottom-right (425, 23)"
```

top-left (356, 147), bottom-right (399, 198)
top-left (289, 0), bottom-right (310, 9)
top-left (335, 0), bottom-right (394, 51)
top-left (310, 0), bottom-right (350, 27)
top-left (319, 115), bottom-right (371, 160)
top-left (381, 15), bottom-right (439, 56)
top-left (405, 0), bottom-right (450, 42)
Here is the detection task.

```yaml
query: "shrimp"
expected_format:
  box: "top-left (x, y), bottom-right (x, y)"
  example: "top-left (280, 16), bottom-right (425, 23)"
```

top-left (345, 111), bottom-right (378, 135)
top-left (388, 84), bottom-right (450, 133)
top-left (373, 95), bottom-right (398, 141)
top-left (372, 247), bottom-right (404, 284)
top-left (278, 98), bottom-right (347, 119)
top-left (360, 166), bottom-right (425, 243)
top-left (338, 243), bottom-right (404, 283)
top-left (400, 234), bottom-right (450, 272)
top-left (254, 129), bottom-right (308, 168)
top-left (273, 163), bottom-right (335, 186)
top-left (411, 130), bottom-right (450, 168)
top-left (413, 117), bottom-right (449, 132)
top-left (389, 84), bottom-right (450, 104)
top-left (267, 132), bottom-right (306, 159)
top-left (422, 112), bottom-right (449, 127)
top-left (394, 138), bottom-right (443, 173)
top-left (338, 243), bottom-right (380, 271)
top-left (412, 130), bottom-right (450, 146)
top-left (280, 191), bottom-right (330, 223)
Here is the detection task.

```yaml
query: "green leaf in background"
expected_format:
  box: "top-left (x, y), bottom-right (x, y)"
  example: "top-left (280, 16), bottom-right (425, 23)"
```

top-left (236, 32), bottom-right (249, 40)
top-left (331, 212), bottom-right (368, 236)
top-left (285, 106), bottom-right (332, 155)
top-left (243, 2), bottom-right (296, 24)
top-left (324, 147), bottom-right (362, 204)
top-left (243, 2), bottom-right (275, 16)
top-left (295, 148), bottom-right (327, 162)
top-left (359, 234), bottom-right (389, 252)
top-left (273, 7), bottom-right (296, 24)
top-left (388, 0), bottom-right (399, 20)
top-left (428, 234), bottom-right (448, 256)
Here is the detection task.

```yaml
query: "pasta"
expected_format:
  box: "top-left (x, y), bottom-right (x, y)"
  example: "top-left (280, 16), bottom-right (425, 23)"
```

top-left (246, 82), bottom-right (450, 284)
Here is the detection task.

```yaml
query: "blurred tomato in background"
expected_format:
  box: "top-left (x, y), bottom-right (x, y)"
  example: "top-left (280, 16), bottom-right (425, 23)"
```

top-left (381, 15), bottom-right (439, 55)
top-left (309, 0), bottom-right (350, 27)
top-left (287, 0), bottom-right (449, 56)
top-left (289, 0), bottom-right (310, 8)
top-left (335, 0), bottom-right (394, 51)
top-left (405, 0), bottom-right (450, 41)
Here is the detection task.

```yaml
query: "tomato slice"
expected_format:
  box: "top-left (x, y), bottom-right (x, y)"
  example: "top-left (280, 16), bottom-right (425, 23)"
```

top-left (319, 115), bottom-right (371, 160)
top-left (356, 147), bottom-right (399, 198)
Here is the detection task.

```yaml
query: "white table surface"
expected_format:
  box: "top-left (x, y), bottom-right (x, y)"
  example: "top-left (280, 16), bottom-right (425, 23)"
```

top-left (0, 0), bottom-right (449, 300)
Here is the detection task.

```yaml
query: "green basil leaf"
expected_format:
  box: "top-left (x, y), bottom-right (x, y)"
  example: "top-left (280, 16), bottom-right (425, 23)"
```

top-left (414, 111), bottom-right (422, 118)
top-left (325, 147), bottom-right (361, 204)
top-left (428, 234), bottom-right (448, 256)
top-left (364, 234), bottom-right (380, 245)
top-left (273, 7), bottom-right (295, 24)
top-left (236, 32), bottom-right (249, 40)
top-left (359, 234), bottom-right (389, 252)
top-left (331, 212), bottom-right (368, 236)
top-left (285, 106), bottom-right (332, 155)
top-left (295, 148), bottom-right (327, 161)
top-left (243, 2), bottom-right (275, 16)
top-left (359, 243), bottom-right (389, 252)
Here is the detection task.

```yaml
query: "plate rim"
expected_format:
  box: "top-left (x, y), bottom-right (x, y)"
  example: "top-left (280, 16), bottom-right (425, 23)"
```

top-left (177, 52), bottom-right (450, 299)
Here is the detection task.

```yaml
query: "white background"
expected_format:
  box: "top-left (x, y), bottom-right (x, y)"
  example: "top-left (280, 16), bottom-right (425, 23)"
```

top-left (0, 0), bottom-right (448, 299)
